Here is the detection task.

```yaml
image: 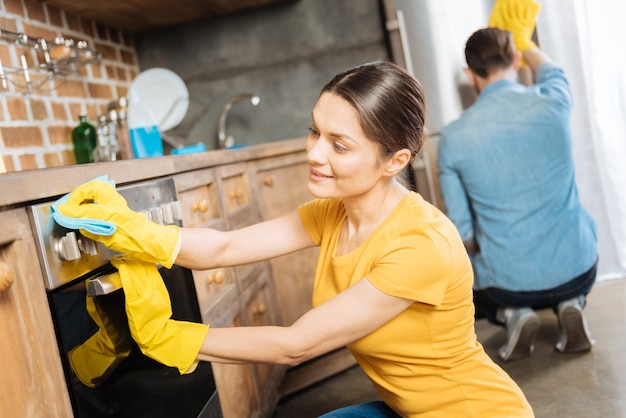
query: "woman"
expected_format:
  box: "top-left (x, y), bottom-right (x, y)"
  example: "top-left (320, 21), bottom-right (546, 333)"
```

top-left (60, 61), bottom-right (533, 417)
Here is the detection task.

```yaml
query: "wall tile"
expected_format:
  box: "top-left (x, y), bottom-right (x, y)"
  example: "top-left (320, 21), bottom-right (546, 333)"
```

top-left (24, 0), bottom-right (45, 23)
top-left (56, 79), bottom-right (87, 97)
top-left (51, 101), bottom-right (67, 120)
top-left (67, 103), bottom-right (84, 121)
top-left (81, 17), bottom-right (95, 38)
top-left (65, 12), bottom-right (81, 32)
top-left (6, 97), bottom-right (27, 120)
top-left (47, 125), bottom-right (71, 144)
top-left (43, 151), bottom-right (62, 167)
top-left (60, 149), bottom-right (74, 165)
top-left (30, 99), bottom-right (47, 120)
top-left (0, 16), bottom-right (18, 32)
top-left (120, 50), bottom-right (136, 66)
top-left (94, 43), bottom-right (119, 62)
top-left (1, 126), bottom-right (43, 147)
top-left (47, 5), bottom-right (63, 27)
top-left (18, 153), bottom-right (38, 170)
top-left (4, 0), bottom-right (24, 15)
top-left (21, 23), bottom-right (56, 40)
top-left (0, 0), bottom-right (139, 171)
top-left (2, 154), bottom-right (15, 171)
top-left (87, 82), bottom-right (113, 99)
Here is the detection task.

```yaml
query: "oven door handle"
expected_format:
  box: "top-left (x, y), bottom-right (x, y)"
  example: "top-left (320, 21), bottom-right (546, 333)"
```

top-left (87, 270), bottom-right (122, 296)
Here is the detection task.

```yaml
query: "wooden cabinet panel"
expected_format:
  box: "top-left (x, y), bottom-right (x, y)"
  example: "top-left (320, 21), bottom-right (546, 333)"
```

top-left (254, 152), bottom-right (312, 219)
top-left (193, 267), bottom-right (238, 323)
top-left (217, 162), bottom-right (254, 223)
top-left (212, 315), bottom-right (260, 418)
top-left (0, 209), bottom-right (73, 418)
top-left (39, 0), bottom-right (295, 32)
top-left (253, 152), bottom-right (319, 326)
top-left (240, 270), bottom-right (285, 417)
top-left (175, 168), bottom-right (222, 228)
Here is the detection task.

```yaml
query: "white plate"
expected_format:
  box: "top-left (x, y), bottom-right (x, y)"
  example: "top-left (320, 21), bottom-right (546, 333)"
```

top-left (127, 68), bottom-right (189, 132)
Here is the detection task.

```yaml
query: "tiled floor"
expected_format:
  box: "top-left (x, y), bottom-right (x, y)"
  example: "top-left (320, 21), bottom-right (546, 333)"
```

top-left (273, 277), bottom-right (626, 418)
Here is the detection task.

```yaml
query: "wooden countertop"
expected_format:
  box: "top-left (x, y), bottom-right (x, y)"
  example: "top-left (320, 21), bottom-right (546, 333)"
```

top-left (0, 137), bottom-right (306, 208)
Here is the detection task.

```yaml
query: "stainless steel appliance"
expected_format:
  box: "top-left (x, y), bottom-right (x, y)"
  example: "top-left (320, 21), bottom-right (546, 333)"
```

top-left (28, 177), bottom-right (222, 418)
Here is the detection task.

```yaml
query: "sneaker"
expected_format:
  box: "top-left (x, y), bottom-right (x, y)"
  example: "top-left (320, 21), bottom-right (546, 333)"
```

top-left (497, 307), bottom-right (541, 362)
top-left (555, 297), bottom-right (595, 353)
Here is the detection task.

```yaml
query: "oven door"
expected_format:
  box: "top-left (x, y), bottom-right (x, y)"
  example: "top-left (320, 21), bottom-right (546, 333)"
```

top-left (49, 263), bottom-right (222, 418)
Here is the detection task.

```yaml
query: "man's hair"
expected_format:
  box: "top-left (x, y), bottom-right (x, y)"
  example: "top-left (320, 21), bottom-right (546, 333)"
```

top-left (465, 27), bottom-right (516, 78)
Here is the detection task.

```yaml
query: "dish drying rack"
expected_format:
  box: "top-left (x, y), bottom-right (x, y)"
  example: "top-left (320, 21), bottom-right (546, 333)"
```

top-left (0, 28), bottom-right (102, 93)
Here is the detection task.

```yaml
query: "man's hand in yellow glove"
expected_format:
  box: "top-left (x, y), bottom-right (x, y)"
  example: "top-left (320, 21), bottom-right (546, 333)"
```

top-left (489, 0), bottom-right (541, 52)
top-left (57, 179), bottom-right (180, 268)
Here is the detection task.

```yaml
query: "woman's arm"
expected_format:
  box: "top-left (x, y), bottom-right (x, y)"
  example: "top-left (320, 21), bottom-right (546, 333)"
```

top-left (175, 209), bottom-right (316, 270)
top-left (195, 277), bottom-right (414, 366)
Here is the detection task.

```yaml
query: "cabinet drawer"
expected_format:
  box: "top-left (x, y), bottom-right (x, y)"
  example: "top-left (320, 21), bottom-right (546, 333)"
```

top-left (255, 153), bottom-right (311, 220)
top-left (241, 273), bottom-right (284, 393)
top-left (178, 183), bottom-right (220, 227)
top-left (218, 163), bottom-right (252, 217)
top-left (235, 260), bottom-right (266, 292)
top-left (193, 267), bottom-right (237, 319)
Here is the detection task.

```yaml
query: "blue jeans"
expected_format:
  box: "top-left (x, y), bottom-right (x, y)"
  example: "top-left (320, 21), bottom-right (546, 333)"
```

top-left (474, 258), bottom-right (597, 326)
top-left (318, 401), bottom-right (400, 417)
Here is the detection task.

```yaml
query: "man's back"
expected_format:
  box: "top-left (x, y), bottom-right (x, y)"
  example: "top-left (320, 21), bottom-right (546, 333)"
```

top-left (438, 61), bottom-right (597, 291)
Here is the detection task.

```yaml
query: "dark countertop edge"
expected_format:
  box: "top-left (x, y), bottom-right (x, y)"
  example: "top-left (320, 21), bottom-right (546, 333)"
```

top-left (0, 137), bottom-right (307, 208)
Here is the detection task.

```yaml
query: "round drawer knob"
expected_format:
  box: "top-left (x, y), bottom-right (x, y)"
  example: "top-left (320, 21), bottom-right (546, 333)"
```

top-left (253, 303), bottom-right (266, 315)
top-left (263, 176), bottom-right (275, 187)
top-left (214, 270), bottom-right (224, 284)
top-left (0, 261), bottom-right (15, 292)
top-left (229, 187), bottom-right (243, 199)
top-left (192, 199), bottom-right (209, 213)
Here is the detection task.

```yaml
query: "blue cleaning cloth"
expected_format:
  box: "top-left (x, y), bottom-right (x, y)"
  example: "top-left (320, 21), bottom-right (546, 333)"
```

top-left (51, 175), bottom-right (117, 236)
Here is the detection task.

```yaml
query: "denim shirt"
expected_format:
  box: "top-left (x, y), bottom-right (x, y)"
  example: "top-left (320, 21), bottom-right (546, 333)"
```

top-left (438, 62), bottom-right (597, 291)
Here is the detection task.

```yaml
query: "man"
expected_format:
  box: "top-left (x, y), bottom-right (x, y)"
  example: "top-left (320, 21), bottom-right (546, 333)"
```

top-left (437, 0), bottom-right (598, 362)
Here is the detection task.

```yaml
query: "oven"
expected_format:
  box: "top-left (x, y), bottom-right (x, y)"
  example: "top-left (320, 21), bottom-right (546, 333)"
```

top-left (28, 177), bottom-right (222, 418)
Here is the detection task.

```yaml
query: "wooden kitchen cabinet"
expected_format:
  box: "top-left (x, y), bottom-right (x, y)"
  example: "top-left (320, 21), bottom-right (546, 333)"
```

top-left (252, 151), bottom-right (318, 326)
top-left (251, 150), bottom-right (358, 398)
top-left (240, 269), bottom-right (285, 417)
top-left (211, 315), bottom-right (261, 418)
top-left (0, 209), bottom-right (73, 418)
top-left (174, 160), bottom-right (286, 418)
top-left (0, 137), bottom-right (352, 418)
top-left (175, 167), bottom-right (222, 228)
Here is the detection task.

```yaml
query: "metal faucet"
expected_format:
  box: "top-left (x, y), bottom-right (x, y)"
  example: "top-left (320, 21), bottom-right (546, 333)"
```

top-left (217, 93), bottom-right (260, 149)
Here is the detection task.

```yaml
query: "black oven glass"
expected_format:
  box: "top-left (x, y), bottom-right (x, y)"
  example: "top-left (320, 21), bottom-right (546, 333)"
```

top-left (49, 264), bottom-right (221, 418)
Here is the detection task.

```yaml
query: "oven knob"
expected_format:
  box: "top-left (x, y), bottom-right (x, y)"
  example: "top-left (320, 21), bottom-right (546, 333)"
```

top-left (54, 231), bottom-right (81, 261)
top-left (170, 201), bottom-right (182, 221)
top-left (161, 203), bottom-right (174, 225)
top-left (78, 235), bottom-right (98, 256)
top-left (150, 207), bottom-right (164, 225)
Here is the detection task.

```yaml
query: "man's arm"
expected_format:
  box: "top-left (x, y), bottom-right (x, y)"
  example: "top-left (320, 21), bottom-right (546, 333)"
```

top-left (522, 47), bottom-right (551, 74)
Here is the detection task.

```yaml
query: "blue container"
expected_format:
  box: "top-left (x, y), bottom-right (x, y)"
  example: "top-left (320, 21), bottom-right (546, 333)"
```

top-left (130, 125), bottom-right (164, 158)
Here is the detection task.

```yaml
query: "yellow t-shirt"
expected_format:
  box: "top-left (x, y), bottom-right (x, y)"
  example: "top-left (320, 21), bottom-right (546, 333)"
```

top-left (298, 192), bottom-right (533, 417)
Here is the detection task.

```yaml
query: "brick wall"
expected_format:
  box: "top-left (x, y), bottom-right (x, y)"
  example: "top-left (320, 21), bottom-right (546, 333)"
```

top-left (0, 0), bottom-right (139, 172)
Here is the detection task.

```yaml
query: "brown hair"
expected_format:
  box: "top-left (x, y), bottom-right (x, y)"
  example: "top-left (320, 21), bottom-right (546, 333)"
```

top-left (319, 60), bottom-right (426, 160)
top-left (465, 27), bottom-right (515, 78)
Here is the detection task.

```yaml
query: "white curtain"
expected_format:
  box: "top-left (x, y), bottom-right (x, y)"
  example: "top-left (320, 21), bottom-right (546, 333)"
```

top-left (537, 0), bottom-right (626, 280)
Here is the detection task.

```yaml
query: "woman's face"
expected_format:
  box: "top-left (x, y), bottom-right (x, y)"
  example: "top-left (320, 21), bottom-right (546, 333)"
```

top-left (306, 92), bottom-right (387, 200)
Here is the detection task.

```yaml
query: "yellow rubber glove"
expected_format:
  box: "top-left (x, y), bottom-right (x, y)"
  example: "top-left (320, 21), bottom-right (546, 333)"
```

top-left (489, 0), bottom-right (541, 52)
top-left (69, 278), bottom-right (133, 388)
top-left (110, 257), bottom-right (210, 374)
top-left (56, 179), bottom-right (180, 268)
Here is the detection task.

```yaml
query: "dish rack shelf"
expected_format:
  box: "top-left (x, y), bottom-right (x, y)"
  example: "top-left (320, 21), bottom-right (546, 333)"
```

top-left (0, 28), bottom-right (102, 93)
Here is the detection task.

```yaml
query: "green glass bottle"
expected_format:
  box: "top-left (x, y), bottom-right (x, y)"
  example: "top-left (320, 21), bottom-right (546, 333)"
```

top-left (72, 114), bottom-right (97, 164)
